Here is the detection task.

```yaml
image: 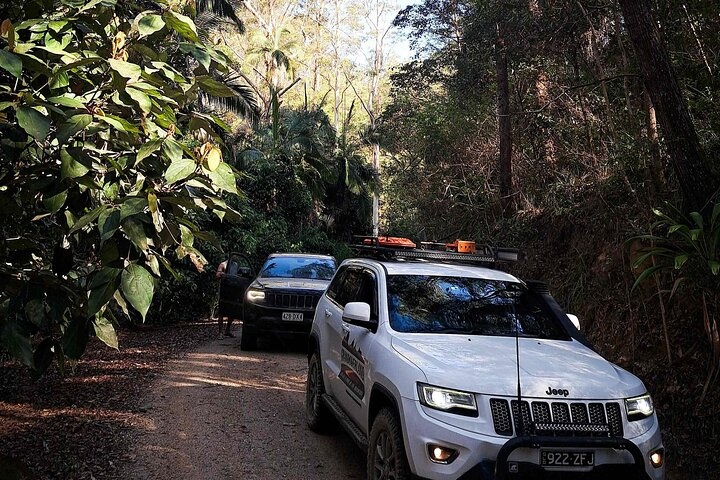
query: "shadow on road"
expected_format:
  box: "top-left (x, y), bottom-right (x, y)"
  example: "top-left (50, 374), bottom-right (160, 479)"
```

top-left (125, 328), bottom-right (366, 480)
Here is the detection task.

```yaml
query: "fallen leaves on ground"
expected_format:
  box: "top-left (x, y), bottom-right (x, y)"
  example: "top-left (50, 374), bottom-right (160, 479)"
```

top-left (0, 320), bottom-right (217, 480)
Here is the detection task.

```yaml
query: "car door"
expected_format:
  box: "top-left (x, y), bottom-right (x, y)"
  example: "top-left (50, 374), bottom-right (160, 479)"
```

top-left (320, 265), bottom-right (359, 397)
top-left (336, 267), bottom-right (379, 427)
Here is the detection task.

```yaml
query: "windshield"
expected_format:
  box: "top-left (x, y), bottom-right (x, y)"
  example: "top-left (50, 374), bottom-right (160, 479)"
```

top-left (259, 257), bottom-right (336, 280)
top-left (387, 275), bottom-right (568, 339)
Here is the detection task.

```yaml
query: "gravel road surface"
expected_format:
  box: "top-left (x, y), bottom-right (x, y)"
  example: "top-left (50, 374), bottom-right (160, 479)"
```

top-left (125, 329), bottom-right (365, 479)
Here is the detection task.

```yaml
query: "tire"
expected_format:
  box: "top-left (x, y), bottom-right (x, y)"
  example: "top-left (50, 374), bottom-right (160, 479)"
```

top-left (305, 352), bottom-right (330, 431)
top-left (240, 328), bottom-right (257, 350)
top-left (367, 407), bottom-right (410, 480)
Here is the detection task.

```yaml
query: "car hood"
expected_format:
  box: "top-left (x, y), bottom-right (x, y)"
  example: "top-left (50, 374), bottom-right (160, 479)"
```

top-left (252, 277), bottom-right (330, 291)
top-left (391, 334), bottom-right (646, 400)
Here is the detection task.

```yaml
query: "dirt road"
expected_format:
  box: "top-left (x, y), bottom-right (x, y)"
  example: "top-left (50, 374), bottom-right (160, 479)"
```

top-left (125, 330), bottom-right (365, 479)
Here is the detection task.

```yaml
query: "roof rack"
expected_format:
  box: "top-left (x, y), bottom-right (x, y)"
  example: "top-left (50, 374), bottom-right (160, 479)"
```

top-left (351, 236), bottom-right (520, 265)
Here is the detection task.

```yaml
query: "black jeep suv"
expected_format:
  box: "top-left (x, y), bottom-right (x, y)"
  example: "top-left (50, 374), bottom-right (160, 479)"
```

top-left (241, 253), bottom-right (336, 350)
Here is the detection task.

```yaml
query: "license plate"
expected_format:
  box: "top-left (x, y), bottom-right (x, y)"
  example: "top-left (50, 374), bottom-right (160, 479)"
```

top-left (282, 312), bottom-right (303, 321)
top-left (540, 450), bottom-right (594, 467)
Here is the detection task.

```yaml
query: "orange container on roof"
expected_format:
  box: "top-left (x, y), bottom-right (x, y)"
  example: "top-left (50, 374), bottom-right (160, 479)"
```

top-left (363, 236), bottom-right (417, 249)
top-left (446, 240), bottom-right (476, 254)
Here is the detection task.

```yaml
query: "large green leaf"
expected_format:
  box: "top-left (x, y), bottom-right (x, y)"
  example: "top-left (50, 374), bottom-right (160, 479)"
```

top-left (120, 197), bottom-right (148, 219)
top-left (163, 11), bottom-right (199, 42)
top-left (98, 208), bottom-right (120, 241)
top-left (163, 138), bottom-right (184, 163)
top-left (43, 189), bottom-right (68, 213)
top-left (24, 299), bottom-right (46, 328)
top-left (121, 263), bottom-right (154, 321)
top-left (87, 269), bottom-right (120, 317)
top-left (93, 316), bottom-right (119, 350)
top-left (208, 162), bottom-right (238, 194)
top-left (57, 114), bottom-right (92, 144)
top-left (137, 14), bottom-right (165, 37)
top-left (60, 148), bottom-right (90, 178)
top-left (108, 58), bottom-right (142, 81)
top-left (61, 317), bottom-right (89, 360)
top-left (121, 216), bottom-right (149, 251)
top-left (147, 191), bottom-right (164, 232)
top-left (17, 106), bottom-right (51, 140)
top-left (165, 157), bottom-right (196, 184)
top-left (127, 87), bottom-right (152, 113)
top-left (179, 43), bottom-right (211, 72)
top-left (99, 114), bottom-right (139, 134)
top-left (49, 70), bottom-right (69, 90)
top-left (88, 266), bottom-right (122, 289)
top-left (0, 320), bottom-right (34, 368)
top-left (48, 94), bottom-right (86, 108)
top-left (68, 206), bottom-right (105, 234)
top-left (56, 56), bottom-right (104, 73)
top-left (0, 49), bottom-right (22, 78)
top-left (137, 138), bottom-right (163, 162)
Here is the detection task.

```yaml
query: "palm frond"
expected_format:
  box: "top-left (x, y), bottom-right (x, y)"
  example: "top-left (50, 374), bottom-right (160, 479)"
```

top-left (195, 12), bottom-right (234, 37)
top-left (272, 50), bottom-right (291, 71)
top-left (196, 0), bottom-right (245, 33)
top-left (199, 73), bottom-right (260, 123)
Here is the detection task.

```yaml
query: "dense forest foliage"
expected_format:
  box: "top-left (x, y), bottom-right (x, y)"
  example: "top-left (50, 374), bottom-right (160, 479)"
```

top-left (1, 0), bottom-right (720, 477)
top-left (0, 0), bottom-right (376, 373)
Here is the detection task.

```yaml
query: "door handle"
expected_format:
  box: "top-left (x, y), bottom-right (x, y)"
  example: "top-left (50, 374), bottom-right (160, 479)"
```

top-left (324, 309), bottom-right (332, 317)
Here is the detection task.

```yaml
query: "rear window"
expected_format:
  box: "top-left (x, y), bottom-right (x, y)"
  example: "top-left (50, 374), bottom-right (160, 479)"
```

top-left (259, 257), bottom-right (336, 280)
top-left (386, 275), bottom-right (568, 339)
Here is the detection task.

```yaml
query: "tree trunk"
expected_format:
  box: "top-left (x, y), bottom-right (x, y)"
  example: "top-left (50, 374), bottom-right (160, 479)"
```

top-left (530, 1), bottom-right (555, 167)
top-left (496, 23), bottom-right (513, 208)
top-left (619, 0), bottom-right (718, 212)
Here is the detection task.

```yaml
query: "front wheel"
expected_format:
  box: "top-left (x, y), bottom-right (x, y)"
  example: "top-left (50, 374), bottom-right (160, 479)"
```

top-left (305, 352), bottom-right (330, 431)
top-left (367, 407), bottom-right (410, 480)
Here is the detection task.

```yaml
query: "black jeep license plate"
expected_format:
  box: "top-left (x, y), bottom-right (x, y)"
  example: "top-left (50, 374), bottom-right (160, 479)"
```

top-left (540, 450), bottom-right (594, 467)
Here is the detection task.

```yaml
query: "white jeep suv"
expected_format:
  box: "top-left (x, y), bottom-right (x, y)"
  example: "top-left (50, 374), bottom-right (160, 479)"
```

top-left (305, 249), bottom-right (664, 480)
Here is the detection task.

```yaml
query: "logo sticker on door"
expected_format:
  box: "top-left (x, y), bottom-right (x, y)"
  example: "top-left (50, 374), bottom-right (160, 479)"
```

top-left (340, 330), bottom-right (366, 399)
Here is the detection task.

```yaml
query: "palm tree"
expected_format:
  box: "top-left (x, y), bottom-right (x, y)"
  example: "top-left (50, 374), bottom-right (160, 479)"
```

top-left (191, 0), bottom-right (261, 122)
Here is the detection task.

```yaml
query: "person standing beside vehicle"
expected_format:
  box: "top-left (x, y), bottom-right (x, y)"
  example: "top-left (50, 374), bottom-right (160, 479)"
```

top-left (215, 259), bottom-right (235, 337)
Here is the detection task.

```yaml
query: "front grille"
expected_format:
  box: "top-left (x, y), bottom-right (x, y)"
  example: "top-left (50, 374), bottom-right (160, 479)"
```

top-left (265, 292), bottom-right (320, 310)
top-left (490, 399), bottom-right (624, 438)
top-left (490, 399), bottom-right (513, 436)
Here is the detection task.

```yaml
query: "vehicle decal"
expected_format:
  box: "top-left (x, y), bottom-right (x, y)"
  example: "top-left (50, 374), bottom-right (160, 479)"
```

top-left (545, 387), bottom-right (570, 397)
top-left (340, 330), bottom-right (366, 399)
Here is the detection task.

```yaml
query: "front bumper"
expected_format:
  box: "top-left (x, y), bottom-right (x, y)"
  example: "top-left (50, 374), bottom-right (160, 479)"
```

top-left (243, 302), bottom-right (315, 337)
top-left (400, 397), bottom-right (664, 480)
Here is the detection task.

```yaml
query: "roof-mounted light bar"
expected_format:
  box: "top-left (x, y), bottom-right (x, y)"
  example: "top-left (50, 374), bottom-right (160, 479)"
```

top-left (351, 236), bottom-right (520, 265)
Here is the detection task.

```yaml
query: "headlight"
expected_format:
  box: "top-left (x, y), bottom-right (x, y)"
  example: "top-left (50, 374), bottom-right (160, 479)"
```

top-left (418, 383), bottom-right (478, 417)
top-left (246, 288), bottom-right (265, 302)
top-left (625, 394), bottom-right (654, 421)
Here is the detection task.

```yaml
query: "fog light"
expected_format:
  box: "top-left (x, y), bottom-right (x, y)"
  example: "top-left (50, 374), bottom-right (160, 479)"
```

top-left (427, 444), bottom-right (458, 464)
top-left (649, 448), bottom-right (664, 468)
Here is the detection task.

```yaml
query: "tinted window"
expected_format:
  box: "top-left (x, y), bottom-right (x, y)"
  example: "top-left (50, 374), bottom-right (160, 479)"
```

top-left (356, 271), bottom-right (378, 320)
top-left (387, 275), bottom-right (567, 339)
top-left (260, 256), bottom-right (336, 280)
top-left (326, 266), bottom-right (347, 301)
top-left (333, 268), bottom-right (364, 307)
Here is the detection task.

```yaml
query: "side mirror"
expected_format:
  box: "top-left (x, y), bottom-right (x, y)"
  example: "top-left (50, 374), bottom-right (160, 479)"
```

top-left (342, 302), bottom-right (377, 331)
top-left (567, 314), bottom-right (581, 331)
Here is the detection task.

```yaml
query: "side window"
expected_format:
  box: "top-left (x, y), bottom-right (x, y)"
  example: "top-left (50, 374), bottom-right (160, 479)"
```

top-left (355, 270), bottom-right (378, 320)
top-left (326, 266), bottom-right (347, 302)
top-left (334, 268), bottom-right (364, 308)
